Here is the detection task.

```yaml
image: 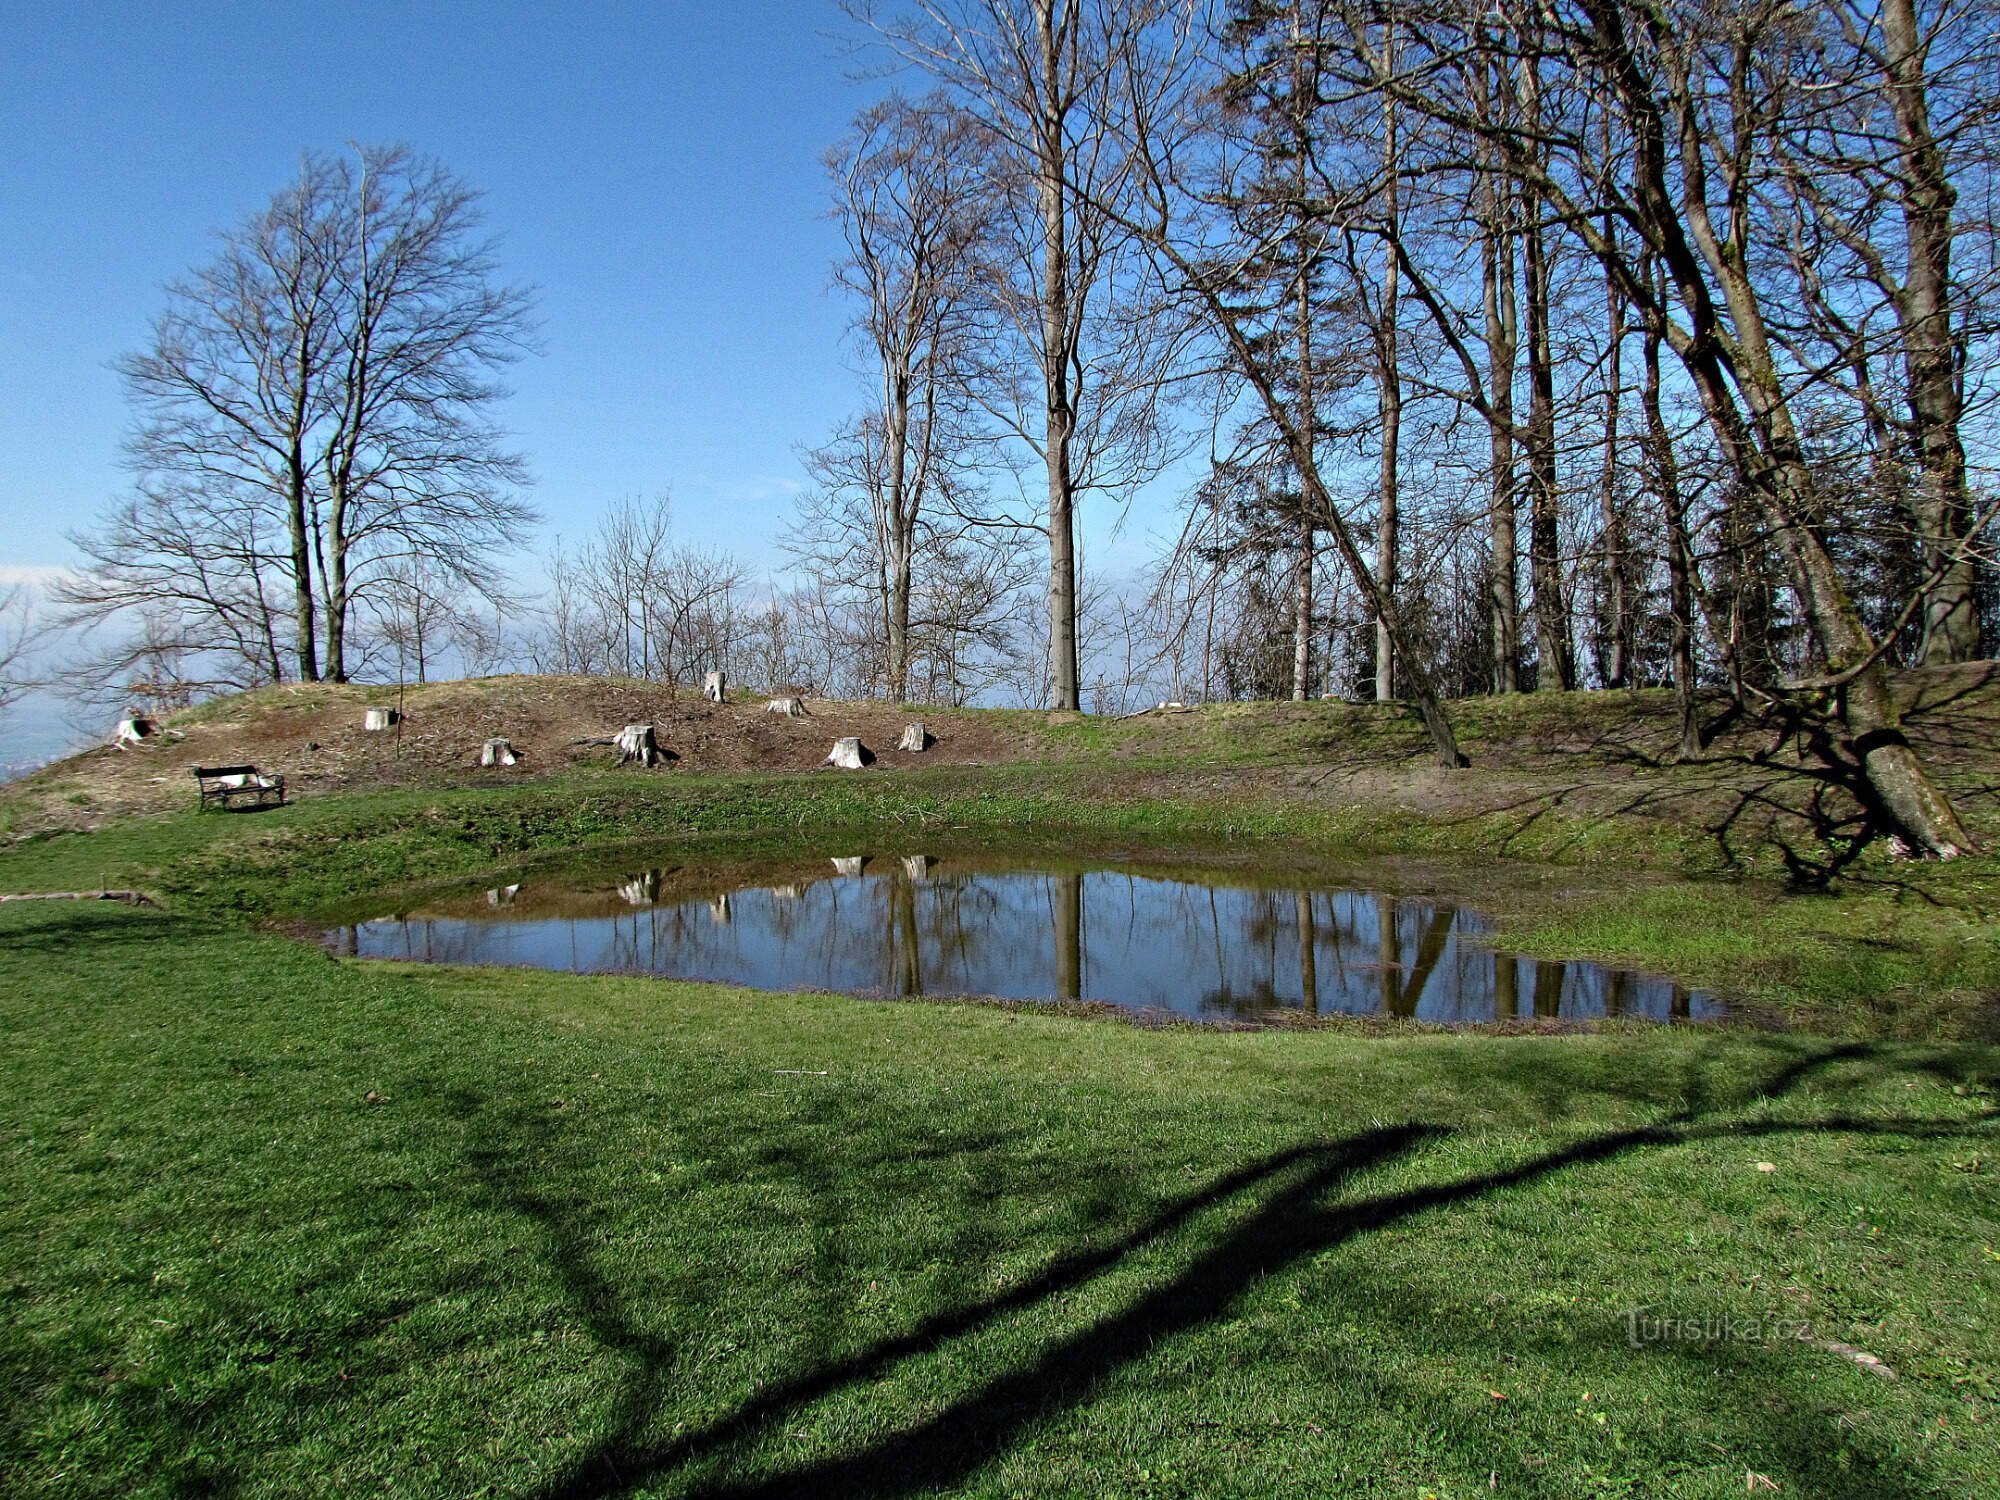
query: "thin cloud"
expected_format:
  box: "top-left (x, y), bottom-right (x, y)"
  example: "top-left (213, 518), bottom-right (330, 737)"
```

top-left (710, 475), bottom-right (808, 505)
top-left (0, 563), bottom-right (73, 588)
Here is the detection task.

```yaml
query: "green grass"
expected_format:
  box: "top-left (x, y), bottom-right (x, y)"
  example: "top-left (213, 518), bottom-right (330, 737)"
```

top-left (3, 898), bottom-right (1997, 1498)
top-left (5, 694), bottom-right (2000, 1493)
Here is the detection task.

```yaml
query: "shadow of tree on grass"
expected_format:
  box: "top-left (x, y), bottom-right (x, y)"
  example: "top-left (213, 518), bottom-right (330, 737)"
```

top-left (467, 1044), bottom-right (1995, 1500)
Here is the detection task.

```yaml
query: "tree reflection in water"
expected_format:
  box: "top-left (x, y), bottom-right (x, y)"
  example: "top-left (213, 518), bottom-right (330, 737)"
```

top-left (339, 860), bottom-right (1714, 1023)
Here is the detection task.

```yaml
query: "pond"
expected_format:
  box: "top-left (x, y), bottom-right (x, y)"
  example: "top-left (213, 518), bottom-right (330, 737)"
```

top-left (327, 853), bottom-right (1718, 1025)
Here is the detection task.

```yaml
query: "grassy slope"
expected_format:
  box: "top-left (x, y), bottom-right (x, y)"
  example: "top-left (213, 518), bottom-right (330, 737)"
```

top-left (3, 899), bottom-right (1996, 1499)
top-left (5, 679), bottom-right (2000, 1494)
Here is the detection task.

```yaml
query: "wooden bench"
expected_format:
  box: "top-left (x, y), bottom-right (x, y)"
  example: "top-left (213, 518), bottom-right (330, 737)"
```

top-left (192, 764), bottom-right (286, 811)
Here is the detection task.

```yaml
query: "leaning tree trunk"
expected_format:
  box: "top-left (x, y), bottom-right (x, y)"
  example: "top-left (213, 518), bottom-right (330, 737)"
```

top-left (1581, 0), bottom-right (1973, 854)
top-left (1677, 286), bottom-right (1974, 853)
top-left (1278, 381), bottom-right (1463, 766)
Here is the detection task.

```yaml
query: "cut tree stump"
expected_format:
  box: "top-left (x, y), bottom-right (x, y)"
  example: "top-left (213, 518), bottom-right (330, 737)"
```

top-left (708, 894), bottom-right (732, 923)
top-left (481, 737), bottom-right (519, 767)
top-left (902, 854), bottom-right (933, 881)
top-left (766, 696), bottom-right (809, 717)
top-left (112, 716), bottom-right (156, 749)
top-left (620, 870), bottom-right (661, 905)
top-left (897, 722), bottom-right (930, 752)
top-left (364, 707), bottom-right (398, 731)
top-left (704, 670), bottom-right (726, 703)
top-left (824, 736), bottom-right (874, 770)
top-left (831, 856), bottom-right (868, 877)
top-left (486, 884), bottom-right (521, 907)
top-left (615, 723), bottom-right (663, 766)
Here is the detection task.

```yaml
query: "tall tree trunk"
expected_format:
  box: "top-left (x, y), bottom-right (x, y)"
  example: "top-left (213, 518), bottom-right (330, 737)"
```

top-left (325, 478), bottom-right (350, 682)
top-left (1291, 5), bottom-right (1316, 703)
top-left (1482, 146), bottom-right (1521, 693)
top-left (1514, 19), bottom-right (1570, 692)
top-left (285, 454), bottom-right (319, 682)
top-left (1522, 183), bottom-right (1570, 691)
top-left (883, 376), bottom-right (914, 700)
top-left (1599, 149), bottom-right (1632, 688)
top-left (1880, 0), bottom-right (1979, 663)
top-left (1640, 257), bottom-right (1700, 758)
top-left (1290, 271), bottom-right (1312, 701)
top-left (1375, 63), bottom-right (1401, 704)
top-left (1036, 0), bottom-right (1082, 711)
top-left (1293, 525), bottom-right (1314, 700)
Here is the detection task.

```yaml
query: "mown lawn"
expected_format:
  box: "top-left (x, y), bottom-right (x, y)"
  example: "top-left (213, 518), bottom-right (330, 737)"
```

top-left (3, 898), bottom-right (1996, 1497)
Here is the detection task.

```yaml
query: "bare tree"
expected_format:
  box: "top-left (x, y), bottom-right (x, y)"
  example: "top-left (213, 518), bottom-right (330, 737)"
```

top-left (824, 92), bottom-right (994, 698)
top-left (1114, 3), bottom-right (1470, 765)
top-left (1770, 0), bottom-right (2000, 664)
top-left (0, 585), bottom-right (45, 721)
top-left (531, 496), bottom-right (749, 690)
top-left (1332, 0), bottom-right (1975, 851)
top-left (859, 0), bottom-right (1184, 710)
top-left (58, 480), bottom-right (293, 687)
top-left (369, 553), bottom-right (463, 685)
top-left (65, 145), bottom-right (537, 685)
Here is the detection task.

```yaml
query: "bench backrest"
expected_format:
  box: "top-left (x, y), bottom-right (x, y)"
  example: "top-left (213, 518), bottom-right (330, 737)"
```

top-left (192, 765), bottom-right (259, 781)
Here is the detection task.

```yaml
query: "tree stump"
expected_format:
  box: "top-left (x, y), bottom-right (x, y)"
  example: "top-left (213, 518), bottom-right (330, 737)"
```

top-left (902, 854), bottom-right (933, 881)
top-left (704, 670), bottom-right (726, 703)
top-left (112, 716), bottom-right (156, 749)
top-left (481, 737), bottom-right (519, 767)
top-left (897, 721), bottom-right (930, 752)
top-left (831, 856), bottom-right (868, 877)
top-left (614, 723), bottom-right (661, 766)
top-left (364, 707), bottom-right (398, 731)
top-left (708, 894), bottom-right (732, 924)
top-left (765, 696), bottom-right (809, 717)
top-left (620, 869), bottom-right (661, 905)
top-left (824, 736), bottom-right (873, 770)
top-left (486, 883), bottom-right (520, 907)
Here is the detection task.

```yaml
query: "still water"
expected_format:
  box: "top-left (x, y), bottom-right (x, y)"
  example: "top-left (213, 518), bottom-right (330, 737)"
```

top-left (329, 855), bottom-right (1717, 1024)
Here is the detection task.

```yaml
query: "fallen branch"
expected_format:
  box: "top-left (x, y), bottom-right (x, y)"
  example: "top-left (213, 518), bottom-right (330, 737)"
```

top-left (0, 890), bottom-right (156, 907)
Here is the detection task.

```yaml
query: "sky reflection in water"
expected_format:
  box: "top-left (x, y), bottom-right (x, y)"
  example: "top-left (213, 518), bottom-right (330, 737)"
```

top-left (333, 858), bottom-right (1716, 1024)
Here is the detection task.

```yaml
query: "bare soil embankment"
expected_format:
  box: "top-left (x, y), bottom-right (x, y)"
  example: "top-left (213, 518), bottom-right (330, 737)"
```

top-left (5, 666), bottom-right (1998, 871)
top-left (1, 677), bottom-right (1034, 831)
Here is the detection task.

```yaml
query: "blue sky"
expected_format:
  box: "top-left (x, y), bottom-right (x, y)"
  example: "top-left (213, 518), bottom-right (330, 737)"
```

top-left (0, 1), bottom-right (907, 584)
top-left (0, 1), bottom-right (1189, 764)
